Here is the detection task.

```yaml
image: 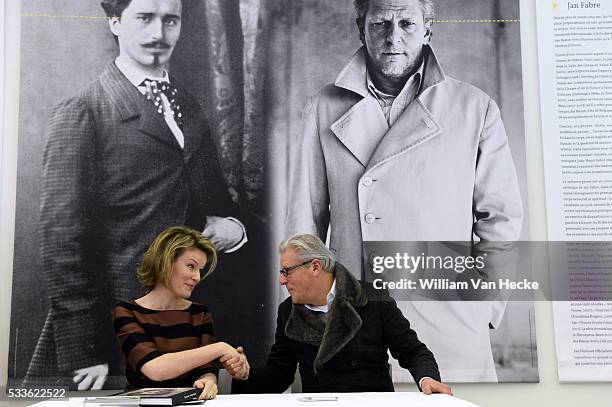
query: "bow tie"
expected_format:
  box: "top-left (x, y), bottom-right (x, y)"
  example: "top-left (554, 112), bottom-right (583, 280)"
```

top-left (140, 79), bottom-right (183, 128)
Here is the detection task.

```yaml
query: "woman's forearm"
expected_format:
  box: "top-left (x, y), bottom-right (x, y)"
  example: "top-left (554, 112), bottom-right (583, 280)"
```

top-left (140, 342), bottom-right (229, 382)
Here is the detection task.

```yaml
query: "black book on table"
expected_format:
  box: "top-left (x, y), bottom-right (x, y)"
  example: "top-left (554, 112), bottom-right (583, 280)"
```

top-left (84, 387), bottom-right (200, 406)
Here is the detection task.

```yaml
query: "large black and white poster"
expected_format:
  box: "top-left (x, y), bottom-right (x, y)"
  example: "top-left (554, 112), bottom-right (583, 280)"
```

top-left (8, 0), bottom-right (537, 389)
top-left (9, 0), bottom-right (276, 389)
top-left (268, 0), bottom-right (537, 383)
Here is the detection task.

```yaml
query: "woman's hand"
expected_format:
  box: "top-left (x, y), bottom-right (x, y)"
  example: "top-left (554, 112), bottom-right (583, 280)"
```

top-left (224, 346), bottom-right (250, 380)
top-left (216, 342), bottom-right (241, 365)
top-left (194, 373), bottom-right (218, 400)
top-left (72, 363), bottom-right (108, 390)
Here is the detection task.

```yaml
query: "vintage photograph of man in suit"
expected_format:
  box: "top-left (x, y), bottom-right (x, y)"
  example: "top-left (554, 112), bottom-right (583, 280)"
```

top-left (9, 0), bottom-right (275, 390)
top-left (28, 0), bottom-right (250, 389)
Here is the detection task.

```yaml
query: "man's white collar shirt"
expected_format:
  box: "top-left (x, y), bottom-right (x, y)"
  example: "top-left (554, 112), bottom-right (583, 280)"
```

top-left (305, 278), bottom-right (336, 313)
top-left (366, 58), bottom-right (424, 127)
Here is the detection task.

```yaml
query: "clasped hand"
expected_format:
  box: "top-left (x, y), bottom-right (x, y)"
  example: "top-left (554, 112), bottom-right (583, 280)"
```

top-left (219, 344), bottom-right (250, 380)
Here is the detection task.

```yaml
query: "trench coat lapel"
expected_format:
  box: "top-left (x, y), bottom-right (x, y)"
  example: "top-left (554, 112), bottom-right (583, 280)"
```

top-left (331, 46), bottom-right (447, 171)
top-left (366, 45), bottom-right (447, 171)
top-left (330, 98), bottom-right (388, 167)
top-left (366, 99), bottom-right (441, 171)
top-left (100, 63), bottom-right (183, 151)
top-left (330, 48), bottom-right (389, 167)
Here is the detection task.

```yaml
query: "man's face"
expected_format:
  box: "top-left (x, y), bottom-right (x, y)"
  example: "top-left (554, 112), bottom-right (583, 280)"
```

top-left (110, 0), bottom-right (182, 71)
top-left (363, 0), bottom-right (431, 82)
top-left (279, 248), bottom-right (315, 304)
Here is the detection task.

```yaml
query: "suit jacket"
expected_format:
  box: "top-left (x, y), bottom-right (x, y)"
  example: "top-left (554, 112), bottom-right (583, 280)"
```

top-left (232, 263), bottom-right (440, 393)
top-left (285, 46), bottom-right (523, 382)
top-left (30, 63), bottom-right (233, 379)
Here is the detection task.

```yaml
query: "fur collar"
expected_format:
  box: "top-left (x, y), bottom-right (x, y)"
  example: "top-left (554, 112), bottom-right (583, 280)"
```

top-left (284, 262), bottom-right (368, 371)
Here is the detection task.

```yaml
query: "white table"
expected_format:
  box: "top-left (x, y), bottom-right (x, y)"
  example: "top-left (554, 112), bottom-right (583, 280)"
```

top-left (26, 392), bottom-right (480, 407)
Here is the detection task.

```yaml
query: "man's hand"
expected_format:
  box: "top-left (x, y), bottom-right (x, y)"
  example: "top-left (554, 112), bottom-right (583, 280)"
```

top-left (222, 346), bottom-right (250, 380)
top-left (203, 216), bottom-right (244, 252)
top-left (73, 363), bottom-right (108, 390)
top-left (421, 377), bottom-right (452, 395)
top-left (217, 343), bottom-right (242, 366)
top-left (194, 373), bottom-right (218, 400)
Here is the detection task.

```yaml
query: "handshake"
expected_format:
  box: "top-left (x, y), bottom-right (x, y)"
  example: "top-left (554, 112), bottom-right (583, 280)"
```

top-left (216, 342), bottom-right (250, 380)
top-left (193, 342), bottom-right (250, 400)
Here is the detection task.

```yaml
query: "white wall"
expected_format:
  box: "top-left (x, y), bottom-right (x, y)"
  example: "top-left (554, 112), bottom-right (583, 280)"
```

top-left (1, 0), bottom-right (20, 393)
top-left (1, 0), bottom-right (610, 405)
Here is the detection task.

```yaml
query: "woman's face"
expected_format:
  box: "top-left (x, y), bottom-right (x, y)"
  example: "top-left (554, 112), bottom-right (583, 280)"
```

top-left (167, 247), bottom-right (208, 299)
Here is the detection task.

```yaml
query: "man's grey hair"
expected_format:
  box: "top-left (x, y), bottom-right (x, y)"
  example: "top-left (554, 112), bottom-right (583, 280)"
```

top-left (279, 234), bottom-right (336, 273)
top-left (354, 0), bottom-right (435, 23)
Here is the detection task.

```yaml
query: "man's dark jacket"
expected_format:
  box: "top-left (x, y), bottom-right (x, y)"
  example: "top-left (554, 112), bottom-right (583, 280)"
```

top-left (233, 263), bottom-right (440, 393)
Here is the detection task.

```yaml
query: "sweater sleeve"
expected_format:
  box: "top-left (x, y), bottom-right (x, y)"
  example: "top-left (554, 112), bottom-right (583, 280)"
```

top-left (113, 303), bottom-right (162, 373)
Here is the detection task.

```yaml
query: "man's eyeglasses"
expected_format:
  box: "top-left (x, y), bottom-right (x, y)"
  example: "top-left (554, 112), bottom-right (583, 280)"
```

top-left (279, 260), bottom-right (312, 277)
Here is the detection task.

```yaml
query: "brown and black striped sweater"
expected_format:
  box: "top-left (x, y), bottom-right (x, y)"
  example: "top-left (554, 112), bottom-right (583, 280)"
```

top-left (113, 300), bottom-right (219, 389)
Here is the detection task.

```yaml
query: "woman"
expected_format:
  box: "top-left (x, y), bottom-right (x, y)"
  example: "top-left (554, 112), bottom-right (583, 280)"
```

top-left (113, 226), bottom-right (247, 400)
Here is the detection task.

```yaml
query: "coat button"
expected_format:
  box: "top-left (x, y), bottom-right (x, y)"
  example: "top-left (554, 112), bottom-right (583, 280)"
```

top-left (362, 176), bottom-right (373, 187)
top-left (365, 213), bottom-right (376, 224)
top-left (351, 360), bottom-right (358, 366)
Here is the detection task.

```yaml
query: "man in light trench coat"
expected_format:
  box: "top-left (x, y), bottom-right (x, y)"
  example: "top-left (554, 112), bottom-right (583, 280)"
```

top-left (286, 0), bottom-right (523, 382)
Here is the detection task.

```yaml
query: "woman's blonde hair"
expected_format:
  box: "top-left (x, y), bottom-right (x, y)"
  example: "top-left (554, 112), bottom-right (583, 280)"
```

top-left (137, 226), bottom-right (217, 291)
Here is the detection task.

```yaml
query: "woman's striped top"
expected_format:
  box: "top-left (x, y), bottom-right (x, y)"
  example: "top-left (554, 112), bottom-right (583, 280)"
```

top-left (113, 300), bottom-right (219, 388)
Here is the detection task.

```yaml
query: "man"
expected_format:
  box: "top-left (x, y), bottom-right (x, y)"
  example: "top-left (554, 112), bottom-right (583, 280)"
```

top-left (25, 0), bottom-right (247, 390)
top-left (286, 0), bottom-right (523, 381)
top-left (233, 234), bottom-right (451, 394)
